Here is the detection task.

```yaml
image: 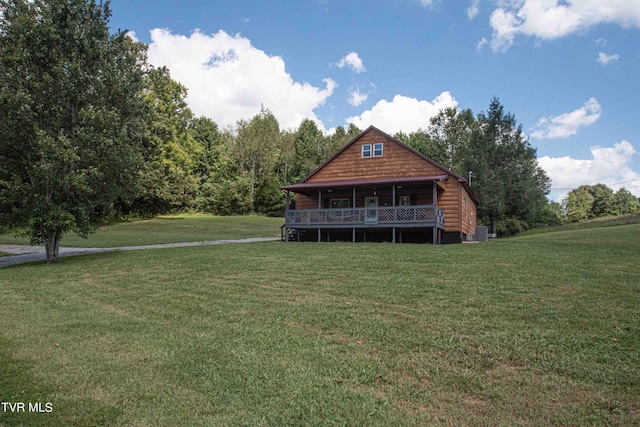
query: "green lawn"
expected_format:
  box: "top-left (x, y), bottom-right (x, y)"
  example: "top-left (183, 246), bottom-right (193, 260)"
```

top-left (1, 225), bottom-right (638, 426)
top-left (0, 214), bottom-right (283, 248)
top-left (517, 212), bottom-right (640, 236)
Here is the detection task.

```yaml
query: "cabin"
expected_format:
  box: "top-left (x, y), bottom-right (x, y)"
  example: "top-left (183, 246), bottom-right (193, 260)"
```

top-left (281, 126), bottom-right (479, 244)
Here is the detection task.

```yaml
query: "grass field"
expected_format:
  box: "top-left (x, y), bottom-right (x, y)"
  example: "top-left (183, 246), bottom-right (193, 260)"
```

top-left (517, 213), bottom-right (640, 237)
top-left (1, 221), bottom-right (638, 426)
top-left (0, 214), bottom-right (283, 248)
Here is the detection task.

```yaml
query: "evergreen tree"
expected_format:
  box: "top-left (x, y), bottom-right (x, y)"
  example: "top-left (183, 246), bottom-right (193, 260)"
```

top-left (466, 98), bottom-right (550, 234)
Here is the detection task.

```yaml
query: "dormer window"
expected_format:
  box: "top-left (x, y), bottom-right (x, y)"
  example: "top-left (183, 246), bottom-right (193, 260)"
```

top-left (362, 143), bottom-right (383, 158)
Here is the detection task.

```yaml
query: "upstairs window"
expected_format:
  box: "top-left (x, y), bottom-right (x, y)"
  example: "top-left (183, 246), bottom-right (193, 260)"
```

top-left (373, 143), bottom-right (383, 157)
top-left (362, 144), bottom-right (372, 158)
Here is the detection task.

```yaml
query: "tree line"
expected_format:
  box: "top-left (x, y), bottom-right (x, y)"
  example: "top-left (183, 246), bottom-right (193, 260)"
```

top-left (2, 0), bottom-right (634, 262)
top-left (562, 184), bottom-right (639, 223)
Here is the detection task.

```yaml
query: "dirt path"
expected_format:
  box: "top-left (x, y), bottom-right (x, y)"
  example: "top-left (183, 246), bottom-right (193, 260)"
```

top-left (0, 237), bottom-right (280, 268)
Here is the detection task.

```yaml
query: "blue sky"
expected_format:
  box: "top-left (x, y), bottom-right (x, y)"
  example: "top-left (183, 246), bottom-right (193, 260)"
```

top-left (108, 0), bottom-right (640, 200)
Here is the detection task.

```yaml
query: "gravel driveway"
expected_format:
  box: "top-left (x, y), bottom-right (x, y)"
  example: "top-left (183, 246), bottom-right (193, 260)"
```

top-left (0, 237), bottom-right (280, 268)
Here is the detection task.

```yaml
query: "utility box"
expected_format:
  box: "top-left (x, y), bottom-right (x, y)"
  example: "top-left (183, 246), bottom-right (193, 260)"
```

top-left (475, 226), bottom-right (488, 242)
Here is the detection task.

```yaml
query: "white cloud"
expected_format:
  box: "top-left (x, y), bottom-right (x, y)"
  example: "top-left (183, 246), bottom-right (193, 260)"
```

top-left (125, 30), bottom-right (139, 42)
top-left (147, 29), bottom-right (336, 131)
top-left (531, 98), bottom-right (601, 139)
top-left (348, 88), bottom-right (368, 107)
top-left (597, 52), bottom-right (620, 65)
top-left (486, 0), bottom-right (640, 52)
top-left (467, 0), bottom-right (480, 20)
top-left (334, 52), bottom-right (366, 73)
top-left (539, 140), bottom-right (640, 200)
top-left (346, 91), bottom-right (458, 134)
top-left (476, 36), bottom-right (489, 51)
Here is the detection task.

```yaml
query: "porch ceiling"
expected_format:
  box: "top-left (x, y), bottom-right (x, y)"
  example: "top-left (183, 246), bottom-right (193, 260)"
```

top-left (281, 175), bottom-right (448, 194)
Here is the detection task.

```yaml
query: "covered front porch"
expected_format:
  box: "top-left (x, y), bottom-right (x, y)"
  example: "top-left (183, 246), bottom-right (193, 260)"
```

top-left (281, 176), bottom-right (446, 244)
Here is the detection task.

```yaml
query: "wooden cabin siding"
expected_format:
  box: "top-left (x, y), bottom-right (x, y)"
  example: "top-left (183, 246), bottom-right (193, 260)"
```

top-left (294, 187), bottom-right (436, 210)
top-left (438, 178), bottom-right (460, 231)
top-left (295, 194), bottom-right (318, 210)
top-left (306, 132), bottom-right (444, 183)
top-left (293, 180), bottom-right (469, 234)
top-left (461, 188), bottom-right (477, 236)
top-left (283, 126), bottom-right (479, 240)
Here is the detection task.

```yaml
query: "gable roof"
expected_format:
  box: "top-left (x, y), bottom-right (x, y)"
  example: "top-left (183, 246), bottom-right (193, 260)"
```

top-left (283, 126), bottom-right (479, 204)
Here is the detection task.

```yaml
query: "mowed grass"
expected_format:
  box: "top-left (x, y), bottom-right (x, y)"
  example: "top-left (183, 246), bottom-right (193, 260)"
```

top-left (518, 213), bottom-right (640, 237)
top-left (0, 214), bottom-right (283, 248)
top-left (1, 225), bottom-right (639, 426)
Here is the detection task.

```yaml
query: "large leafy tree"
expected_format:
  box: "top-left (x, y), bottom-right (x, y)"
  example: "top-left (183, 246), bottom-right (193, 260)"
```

top-left (588, 183), bottom-right (615, 218)
top-left (231, 106), bottom-right (280, 209)
top-left (564, 185), bottom-right (595, 223)
top-left (291, 118), bottom-right (326, 183)
top-left (613, 187), bottom-right (640, 215)
top-left (425, 107), bottom-right (475, 175)
top-left (129, 66), bottom-right (201, 214)
top-left (0, 0), bottom-right (148, 262)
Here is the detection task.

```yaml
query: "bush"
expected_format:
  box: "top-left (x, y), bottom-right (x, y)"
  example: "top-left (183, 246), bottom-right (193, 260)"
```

top-left (497, 217), bottom-right (527, 237)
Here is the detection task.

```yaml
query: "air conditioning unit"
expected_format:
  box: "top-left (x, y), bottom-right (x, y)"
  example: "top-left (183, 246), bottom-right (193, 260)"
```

top-left (475, 226), bottom-right (488, 242)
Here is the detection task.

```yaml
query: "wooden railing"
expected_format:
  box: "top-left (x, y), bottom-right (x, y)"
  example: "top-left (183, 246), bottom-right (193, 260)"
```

top-left (285, 205), bottom-right (444, 228)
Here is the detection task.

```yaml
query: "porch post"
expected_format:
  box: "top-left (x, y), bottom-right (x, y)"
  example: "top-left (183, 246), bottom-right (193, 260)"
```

top-left (434, 183), bottom-right (439, 244)
top-left (318, 190), bottom-right (322, 242)
top-left (352, 187), bottom-right (356, 242)
top-left (392, 184), bottom-right (396, 243)
top-left (432, 184), bottom-right (437, 244)
top-left (285, 191), bottom-right (291, 243)
top-left (433, 183), bottom-right (437, 206)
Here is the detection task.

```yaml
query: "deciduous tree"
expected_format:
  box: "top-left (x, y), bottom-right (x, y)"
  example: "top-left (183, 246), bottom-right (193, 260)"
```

top-left (0, 0), bottom-right (148, 262)
top-left (131, 66), bottom-right (201, 214)
top-left (613, 187), bottom-right (640, 215)
top-left (564, 186), bottom-right (595, 223)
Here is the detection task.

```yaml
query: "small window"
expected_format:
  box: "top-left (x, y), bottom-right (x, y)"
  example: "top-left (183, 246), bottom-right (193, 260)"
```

top-left (373, 143), bottom-right (383, 157)
top-left (330, 198), bottom-right (351, 209)
top-left (362, 144), bottom-right (372, 158)
top-left (399, 195), bottom-right (411, 206)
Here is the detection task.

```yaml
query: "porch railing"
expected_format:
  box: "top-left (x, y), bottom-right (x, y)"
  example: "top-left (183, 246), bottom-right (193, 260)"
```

top-left (285, 205), bottom-right (444, 228)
